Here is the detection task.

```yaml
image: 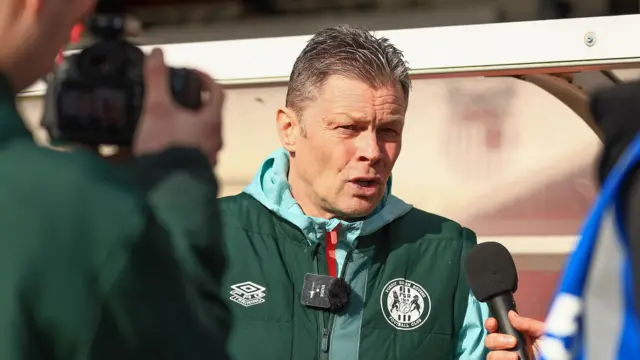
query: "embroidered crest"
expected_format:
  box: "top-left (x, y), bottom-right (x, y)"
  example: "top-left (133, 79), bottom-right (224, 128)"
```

top-left (380, 278), bottom-right (431, 330)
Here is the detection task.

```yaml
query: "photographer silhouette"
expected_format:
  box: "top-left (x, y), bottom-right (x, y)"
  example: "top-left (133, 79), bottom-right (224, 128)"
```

top-left (0, 1), bottom-right (229, 359)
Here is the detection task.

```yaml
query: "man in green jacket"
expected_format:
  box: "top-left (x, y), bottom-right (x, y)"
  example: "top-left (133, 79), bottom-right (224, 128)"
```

top-left (219, 25), bottom-right (496, 360)
top-left (0, 0), bottom-right (228, 359)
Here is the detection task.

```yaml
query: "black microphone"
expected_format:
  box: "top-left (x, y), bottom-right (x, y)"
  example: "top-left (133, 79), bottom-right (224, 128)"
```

top-left (464, 241), bottom-right (529, 360)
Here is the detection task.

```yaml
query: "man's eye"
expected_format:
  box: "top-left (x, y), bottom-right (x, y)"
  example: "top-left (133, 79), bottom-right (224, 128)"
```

top-left (338, 125), bottom-right (358, 131)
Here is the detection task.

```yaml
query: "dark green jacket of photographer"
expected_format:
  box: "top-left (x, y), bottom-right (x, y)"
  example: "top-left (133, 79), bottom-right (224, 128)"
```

top-left (219, 148), bottom-right (488, 360)
top-left (0, 76), bottom-right (229, 360)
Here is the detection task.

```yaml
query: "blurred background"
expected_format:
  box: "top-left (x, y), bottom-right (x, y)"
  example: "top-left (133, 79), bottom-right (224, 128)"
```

top-left (83, 0), bottom-right (637, 45)
top-left (17, 0), bottom-right (640, 320)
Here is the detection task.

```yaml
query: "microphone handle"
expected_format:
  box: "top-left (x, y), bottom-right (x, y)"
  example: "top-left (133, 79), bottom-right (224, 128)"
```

top-left (487, 293), bottom-right (530, 360)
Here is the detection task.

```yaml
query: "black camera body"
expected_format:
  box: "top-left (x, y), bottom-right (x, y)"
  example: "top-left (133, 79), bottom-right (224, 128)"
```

top-left (42, 13), bottom-right (202, 146)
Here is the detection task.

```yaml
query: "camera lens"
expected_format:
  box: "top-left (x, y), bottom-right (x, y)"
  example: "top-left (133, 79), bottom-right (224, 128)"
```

top-left (89, 53), bottom-right (109, 73)
top-left (79, 42), bottom-right (127, 79)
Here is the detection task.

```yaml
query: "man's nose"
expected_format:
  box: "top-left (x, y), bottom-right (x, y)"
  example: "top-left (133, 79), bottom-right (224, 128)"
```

top-left (356, 132), bottom-right (382, 163)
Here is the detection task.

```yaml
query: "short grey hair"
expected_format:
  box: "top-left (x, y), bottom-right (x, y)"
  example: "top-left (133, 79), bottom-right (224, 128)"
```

top-left (285, 25), bottom-right (411, 117)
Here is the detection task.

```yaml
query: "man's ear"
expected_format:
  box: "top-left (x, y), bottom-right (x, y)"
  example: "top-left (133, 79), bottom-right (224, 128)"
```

top-left (276, 107), bottom-right (301, 152)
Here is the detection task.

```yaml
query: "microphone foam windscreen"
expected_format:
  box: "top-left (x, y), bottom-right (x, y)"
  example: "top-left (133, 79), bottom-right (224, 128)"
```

top-left (464, 241), bottom-right (518, 302)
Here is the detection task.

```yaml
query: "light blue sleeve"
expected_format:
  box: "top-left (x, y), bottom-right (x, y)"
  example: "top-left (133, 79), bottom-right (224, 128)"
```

top-left (455, 291), bottom-right (490, 359)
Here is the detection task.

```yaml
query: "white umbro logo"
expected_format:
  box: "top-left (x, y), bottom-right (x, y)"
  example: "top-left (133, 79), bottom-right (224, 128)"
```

top-left (229, 281), bottom-right (266, 307)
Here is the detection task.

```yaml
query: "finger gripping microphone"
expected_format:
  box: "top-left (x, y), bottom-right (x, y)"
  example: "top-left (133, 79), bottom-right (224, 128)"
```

top-left (464, 241), bottom-right (529, 360)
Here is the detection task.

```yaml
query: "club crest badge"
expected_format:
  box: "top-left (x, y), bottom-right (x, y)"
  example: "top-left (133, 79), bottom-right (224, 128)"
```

top-left (380, 278), bottom-right (431, 331)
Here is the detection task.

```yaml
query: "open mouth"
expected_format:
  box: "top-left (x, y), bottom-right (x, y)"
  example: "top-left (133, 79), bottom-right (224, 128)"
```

top-left (355, 180), bottom-right (376, 187)
top-left (349, 178), bottom-right (382, 196)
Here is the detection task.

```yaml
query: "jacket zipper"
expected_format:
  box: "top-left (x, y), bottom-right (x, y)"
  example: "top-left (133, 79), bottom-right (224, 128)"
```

top-left (309, 242), bottom-right (326, 359)
top-left (320, 229), bottom-right (354, 359)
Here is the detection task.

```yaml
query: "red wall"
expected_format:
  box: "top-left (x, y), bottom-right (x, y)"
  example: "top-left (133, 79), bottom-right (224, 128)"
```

top-left (515, 270), bottom-right (561, 320)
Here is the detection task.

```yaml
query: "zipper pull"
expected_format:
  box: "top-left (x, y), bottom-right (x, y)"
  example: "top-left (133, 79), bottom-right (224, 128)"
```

top-left (321, 327), bottom-right (330, 352)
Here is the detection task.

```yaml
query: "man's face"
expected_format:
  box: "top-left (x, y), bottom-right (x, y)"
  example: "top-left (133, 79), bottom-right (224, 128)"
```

top-left (286, 75), bottom-right (406, 219)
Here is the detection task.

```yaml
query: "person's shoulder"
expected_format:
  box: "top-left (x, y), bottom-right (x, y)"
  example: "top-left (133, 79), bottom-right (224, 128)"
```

top-left (1, 139), bottom-right (105, 174)
top-left (218, 191), bottom-right (250, 207)
top-left (0, 140), bottom-right (147, 272)
top-left (218, 192), bottom-right (284, 234)
top-left (391, 206), bottom-right (477, 245)
top-left (0, 139), bottom-right (144, 213)
top-left (218, 192), bottom-right (266, 216)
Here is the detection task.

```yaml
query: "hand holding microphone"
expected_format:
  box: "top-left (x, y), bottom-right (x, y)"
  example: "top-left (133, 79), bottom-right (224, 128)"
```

top-left (465, 242), bottom-right (545, 360)
top-left (484, 311), bottom-right (544, 360)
